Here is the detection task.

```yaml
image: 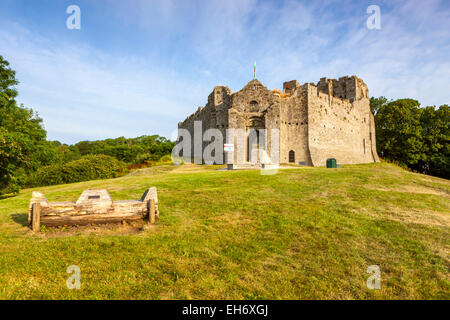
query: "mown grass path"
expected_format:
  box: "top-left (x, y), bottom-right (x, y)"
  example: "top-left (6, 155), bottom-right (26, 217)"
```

top-left (0, 163), bottom-right (448, 299)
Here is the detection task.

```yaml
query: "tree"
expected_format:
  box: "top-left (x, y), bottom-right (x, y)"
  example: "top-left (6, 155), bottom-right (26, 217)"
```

top-left (0, 56), bottom-right (48, 195)
top-left (370, 96), bottom-right (389, 116)
top-left (373, 96), bottom-right (449, 179)
top-left (375, 99), bottom-right (425, 169)
top-left (419, 105), bottom-right (449, 178)
top-left (0, 56), bottom-right (18, 100)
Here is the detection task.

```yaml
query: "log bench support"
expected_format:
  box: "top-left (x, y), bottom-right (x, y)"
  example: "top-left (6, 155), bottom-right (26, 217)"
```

top-left (31, 203), bottom-right (41, 232)
top-left (148, 199), bottom-right (156, 224)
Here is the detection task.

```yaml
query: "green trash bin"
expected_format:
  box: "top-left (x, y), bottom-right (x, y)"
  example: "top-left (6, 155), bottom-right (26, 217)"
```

top-left (326, 158), bottom-right (337, 168)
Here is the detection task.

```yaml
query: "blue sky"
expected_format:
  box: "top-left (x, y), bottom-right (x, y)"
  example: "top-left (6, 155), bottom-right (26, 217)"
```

top-left (0, 0), bottom-right (449, 144)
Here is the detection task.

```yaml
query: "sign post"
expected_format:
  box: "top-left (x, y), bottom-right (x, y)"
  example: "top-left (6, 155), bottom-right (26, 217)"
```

top-left (224, 144), bottom-right (234, 170)
top-left (224, 144), bottom-right (234, 152)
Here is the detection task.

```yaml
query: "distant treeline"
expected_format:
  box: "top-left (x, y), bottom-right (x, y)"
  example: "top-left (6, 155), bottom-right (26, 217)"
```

top-left (0, 55), bottom-right (174, 195)
top-left (47, 135), bottom-right (175, 165)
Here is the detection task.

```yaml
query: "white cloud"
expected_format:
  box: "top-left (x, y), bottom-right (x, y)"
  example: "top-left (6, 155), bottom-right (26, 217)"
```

top-left (0, 23), bottom-right (209, 143)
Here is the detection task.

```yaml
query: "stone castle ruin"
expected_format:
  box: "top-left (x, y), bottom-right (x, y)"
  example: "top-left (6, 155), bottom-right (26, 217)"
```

top-left (177, 76), bottom-right (379, 167)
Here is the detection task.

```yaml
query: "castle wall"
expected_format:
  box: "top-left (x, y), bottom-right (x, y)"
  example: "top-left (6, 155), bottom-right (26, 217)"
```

top-left (369, 111), bottom-right (380, 162)
top-left (307, 80), bottom-right (377, 166)
top-left (279, 84), bottom-right (311, 164)
top-left (177, 86), bottom-right (232, 164)
top-left (227, 80), bottom-right (279, 164)
top-left (264, 103), bottom-right (281, 165)
top-left (227, 108), bottom-right (247, 164)
top-left (178, 76), bottom-right (379, 167)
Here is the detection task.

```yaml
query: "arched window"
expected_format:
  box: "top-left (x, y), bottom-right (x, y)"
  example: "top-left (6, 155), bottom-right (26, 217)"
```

top-left (250, 100), bottom-right (259, 112)
top-left (289, 150), bottom-right (295, 163)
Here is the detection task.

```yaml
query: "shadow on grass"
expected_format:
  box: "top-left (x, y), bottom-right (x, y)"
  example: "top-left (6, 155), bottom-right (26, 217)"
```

top-left (11, 213), bottom-right (28, 227)
top-left (0, 193), bottom-right (18, 200)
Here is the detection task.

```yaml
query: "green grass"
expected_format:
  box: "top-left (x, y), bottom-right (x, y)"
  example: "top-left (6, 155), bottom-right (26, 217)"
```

top-left (0, 162), bottom-right (448, 299)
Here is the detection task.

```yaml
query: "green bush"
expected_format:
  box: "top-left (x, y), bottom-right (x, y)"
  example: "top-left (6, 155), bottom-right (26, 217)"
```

top-left (158, 154), bottom-right (173, 163)
top-left (134, 152), bottom-right (161, 164)
top-left (76, 135), bottom-right (175, 163)
top-left (27, 155), bottom-right (127, 187)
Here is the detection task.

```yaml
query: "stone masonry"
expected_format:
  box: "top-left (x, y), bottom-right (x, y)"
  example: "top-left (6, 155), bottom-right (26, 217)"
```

top-left (177, 76), bottom-right (380, 167)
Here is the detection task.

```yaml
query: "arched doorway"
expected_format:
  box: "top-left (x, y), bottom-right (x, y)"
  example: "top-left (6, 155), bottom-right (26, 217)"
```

top-left (289, 150), bottom-right (295, 163)
top-left (246, 116), bottom-right (265, 163)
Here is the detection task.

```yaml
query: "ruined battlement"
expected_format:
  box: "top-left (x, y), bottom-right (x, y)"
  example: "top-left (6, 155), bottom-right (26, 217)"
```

top-left (283, 80), bottom-right (300, 95)
top-left (317, 75), bottom-right (369, 103)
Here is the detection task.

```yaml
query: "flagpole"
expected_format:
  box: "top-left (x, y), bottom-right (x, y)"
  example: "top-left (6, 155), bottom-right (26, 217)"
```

top-left (254, 61), bottom-right (256, 79)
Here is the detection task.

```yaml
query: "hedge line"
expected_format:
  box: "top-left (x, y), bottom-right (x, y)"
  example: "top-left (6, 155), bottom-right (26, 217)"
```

top-left (27, 155), bottom-right (127, 187)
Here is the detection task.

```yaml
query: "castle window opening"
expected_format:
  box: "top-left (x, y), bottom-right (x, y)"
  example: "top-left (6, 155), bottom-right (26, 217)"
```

top-left (250, 100), bottom-right (259, 112)
top-left (289, 150), bottom-right (295, 163)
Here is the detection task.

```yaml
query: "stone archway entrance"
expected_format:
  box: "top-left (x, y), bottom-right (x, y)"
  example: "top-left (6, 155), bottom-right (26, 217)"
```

top-left (289, 150), bottom-right (295, 163)
top-left (245, 116), bottom-right (265, 163)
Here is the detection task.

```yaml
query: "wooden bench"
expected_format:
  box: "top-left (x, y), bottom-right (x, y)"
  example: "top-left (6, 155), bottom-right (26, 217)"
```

top-left (28, 188), bottom-right (159, 232)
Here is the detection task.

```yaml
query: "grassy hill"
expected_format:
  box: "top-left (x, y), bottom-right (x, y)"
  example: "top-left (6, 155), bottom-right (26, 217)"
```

top-left (0, 163), bottom-right (448, 299)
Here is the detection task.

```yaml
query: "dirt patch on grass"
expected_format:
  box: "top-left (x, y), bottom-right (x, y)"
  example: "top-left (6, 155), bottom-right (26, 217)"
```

top-left (366, 185), bottom-right (449, 197)
top-left (401, 185), bottom-right (449, 197)
top-left (361, 206), bottom-right (450, 228)
top-left (126, 165), bottom-right (177, 176)
top-left (38, 220), bottom-right (155, 238)
top-left (170, 164), bottom-right (226, 173)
